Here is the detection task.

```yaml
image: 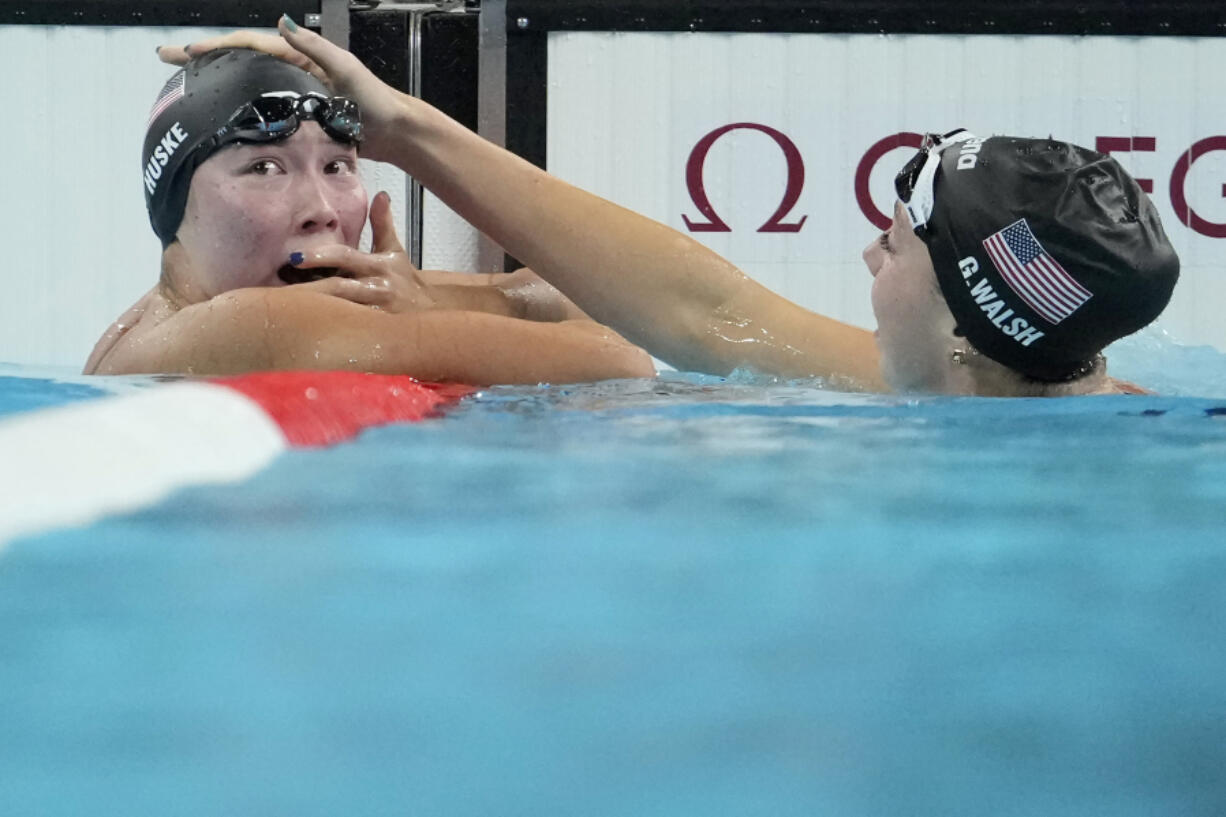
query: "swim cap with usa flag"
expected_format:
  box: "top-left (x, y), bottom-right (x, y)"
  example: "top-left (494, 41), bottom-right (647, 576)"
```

top-left (141, 48), bottom-right (332, 247)
top-left (914, 134), bottom-right (1179, 381)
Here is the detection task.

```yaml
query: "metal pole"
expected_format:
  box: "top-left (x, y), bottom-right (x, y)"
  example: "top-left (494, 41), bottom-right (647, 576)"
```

top-left (407, 9), bottom-right (425, 269)
top-left (476, 0), bottom-right (507, 273)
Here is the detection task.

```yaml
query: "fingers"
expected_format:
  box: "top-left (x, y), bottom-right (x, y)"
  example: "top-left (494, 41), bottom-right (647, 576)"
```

top-left (155, 44), bottom-right (191, 65)
top-left (369, 192), bottom-right (407, 256)
top-left (290, 245), bottom-right (382, 279)
top-left (294, 275), bottom-right (394, 307)
top-left (188, 31), bottom-right (297, 62)
top-left (278, 15), bottom-right (358, 81)
top-left (156, 29), bottom-right (327, 84)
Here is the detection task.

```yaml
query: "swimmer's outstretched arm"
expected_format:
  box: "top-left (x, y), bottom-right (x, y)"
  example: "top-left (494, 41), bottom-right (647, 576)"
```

top-left (164, 22), bottom-right (884, 390)
top-left (394, 103), bottom-right (881, 387)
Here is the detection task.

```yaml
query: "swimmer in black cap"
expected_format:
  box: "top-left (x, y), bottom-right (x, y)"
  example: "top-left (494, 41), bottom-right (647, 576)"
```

top-left (84, 47), bottom-right (653, 382)
top-left (153, 20), bottom-right (1179, 396)
top-left (878, 129), bottom-right (1178, 394)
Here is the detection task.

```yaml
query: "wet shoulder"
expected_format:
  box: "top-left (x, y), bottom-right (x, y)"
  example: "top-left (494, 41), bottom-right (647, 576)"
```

top-left (84, 289), bottom-right (164, 374)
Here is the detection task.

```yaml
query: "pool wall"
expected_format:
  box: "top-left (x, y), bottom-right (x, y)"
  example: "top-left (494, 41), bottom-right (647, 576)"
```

top-left (2, 1), bottom-right (1223, 367)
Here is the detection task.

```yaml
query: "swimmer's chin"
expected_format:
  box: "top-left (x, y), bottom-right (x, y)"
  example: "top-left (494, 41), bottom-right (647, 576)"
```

top-left (276, 264), bottom-right (346, 285)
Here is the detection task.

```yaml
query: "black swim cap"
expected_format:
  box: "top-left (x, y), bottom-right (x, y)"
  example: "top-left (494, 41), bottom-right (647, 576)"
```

top-left (902, 132), bottom-right (1179, 381)
top-left (141, 48), bottom-right (333, 247)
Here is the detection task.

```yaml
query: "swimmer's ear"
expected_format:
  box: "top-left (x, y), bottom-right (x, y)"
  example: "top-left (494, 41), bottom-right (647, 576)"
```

top-left (369, 191), bottom-right (406, 258)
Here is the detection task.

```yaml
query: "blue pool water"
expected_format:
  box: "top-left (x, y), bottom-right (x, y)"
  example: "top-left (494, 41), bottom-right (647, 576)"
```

top-left (2, 334), bottom-right (1226, 816)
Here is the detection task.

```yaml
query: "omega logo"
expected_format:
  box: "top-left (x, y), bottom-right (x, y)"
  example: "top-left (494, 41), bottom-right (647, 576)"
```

top-left (682, 123), bottom-right (808, 233)
top-left (684, 126), bottom-right (1226, 239)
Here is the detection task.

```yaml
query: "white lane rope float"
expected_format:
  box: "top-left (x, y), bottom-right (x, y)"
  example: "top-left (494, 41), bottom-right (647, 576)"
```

top-left (0, 371), bottom-right (474, 550)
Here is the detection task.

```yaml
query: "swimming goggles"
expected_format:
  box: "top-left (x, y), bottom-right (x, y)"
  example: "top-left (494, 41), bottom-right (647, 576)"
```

top-left (894, 129), bottom-right (976, 234)
top-left (211, 92), bottom-right (363, 149)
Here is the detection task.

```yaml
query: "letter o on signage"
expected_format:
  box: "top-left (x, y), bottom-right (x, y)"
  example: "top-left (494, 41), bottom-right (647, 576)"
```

top-left (1169, 136), bottom-right (1226, 239)
top-left (854, 132), bottom-right (924, 231)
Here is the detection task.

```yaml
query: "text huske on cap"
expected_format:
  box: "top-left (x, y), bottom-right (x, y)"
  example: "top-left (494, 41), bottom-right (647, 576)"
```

top-left (144, 123), bottom-right (190, 195)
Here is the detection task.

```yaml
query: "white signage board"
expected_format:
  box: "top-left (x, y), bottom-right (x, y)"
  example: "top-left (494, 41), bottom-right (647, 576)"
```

top-left (547, 32), bottom-right (1226, 351)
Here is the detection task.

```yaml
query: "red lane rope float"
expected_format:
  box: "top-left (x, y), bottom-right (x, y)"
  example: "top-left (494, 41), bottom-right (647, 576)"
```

top-left (0, 371), bottom-right (475, 548)
top-left (216, 371), bottom-right (476, 447)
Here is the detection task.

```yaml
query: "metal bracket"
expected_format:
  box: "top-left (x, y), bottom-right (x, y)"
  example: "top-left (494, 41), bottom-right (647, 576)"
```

top-left (358, 1), bottom-right (468, 10)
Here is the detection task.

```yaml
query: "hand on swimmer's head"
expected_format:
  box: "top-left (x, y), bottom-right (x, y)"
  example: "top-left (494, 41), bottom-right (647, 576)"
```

top-left (158, 16), bottom-right (412, 164)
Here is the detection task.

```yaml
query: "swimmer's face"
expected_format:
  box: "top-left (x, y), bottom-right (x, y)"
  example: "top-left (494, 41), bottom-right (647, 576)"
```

top-left (862, 202), bottom-right (958, 392)
top-left (175, 122), bottom-right (367, 296)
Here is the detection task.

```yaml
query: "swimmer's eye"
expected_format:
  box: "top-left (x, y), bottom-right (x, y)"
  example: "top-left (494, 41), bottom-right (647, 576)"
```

top-left (878, 231), bottom-right (893, 254)
top-left (324, 157), bottom-right (357, 175)
top-left (245, 159), bottom-right (285, 176)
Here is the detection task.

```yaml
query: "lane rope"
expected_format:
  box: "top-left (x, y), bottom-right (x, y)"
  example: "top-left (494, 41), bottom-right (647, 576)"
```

top-left (0, 371), bottom-right (473, 549)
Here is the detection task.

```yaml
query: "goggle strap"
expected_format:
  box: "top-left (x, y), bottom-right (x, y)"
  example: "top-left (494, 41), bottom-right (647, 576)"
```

top-left (903, 130), bottom-right (977, 232)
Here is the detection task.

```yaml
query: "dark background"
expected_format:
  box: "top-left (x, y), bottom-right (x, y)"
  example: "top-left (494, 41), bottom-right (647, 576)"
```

top-left (3, 1), bottom-right (1223, 35)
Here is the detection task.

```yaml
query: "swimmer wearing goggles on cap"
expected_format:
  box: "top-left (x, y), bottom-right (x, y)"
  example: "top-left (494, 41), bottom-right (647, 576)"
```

top-left (147, 18), bottom-right (1180, 396)
top-left (84, 47), bottom-right (653, 383)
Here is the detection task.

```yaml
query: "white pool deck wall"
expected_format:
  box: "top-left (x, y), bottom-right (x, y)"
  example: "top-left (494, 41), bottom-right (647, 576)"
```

top-left (2, 24), bottom-right (1224, 368)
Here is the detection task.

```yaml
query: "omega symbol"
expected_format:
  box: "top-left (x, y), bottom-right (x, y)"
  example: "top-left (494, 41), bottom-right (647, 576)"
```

top-left (683, 123), bottom-right (808, 233)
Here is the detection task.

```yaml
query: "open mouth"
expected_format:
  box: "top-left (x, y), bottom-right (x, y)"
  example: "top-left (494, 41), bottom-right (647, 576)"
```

top-left (277, 265), bottom-right (344, 285)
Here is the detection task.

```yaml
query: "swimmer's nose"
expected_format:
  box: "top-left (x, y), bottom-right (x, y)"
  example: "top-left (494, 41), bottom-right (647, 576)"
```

top-left (863, 239), bottom-right (881, 277)
top-left (294, 176), bottom-right (342, 236)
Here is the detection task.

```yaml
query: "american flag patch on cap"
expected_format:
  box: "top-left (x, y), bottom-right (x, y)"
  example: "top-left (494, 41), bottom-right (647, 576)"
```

top-left (147, 71), bottom-right (185, 126)
top-left (983, 219), bottom-right (1093, 325)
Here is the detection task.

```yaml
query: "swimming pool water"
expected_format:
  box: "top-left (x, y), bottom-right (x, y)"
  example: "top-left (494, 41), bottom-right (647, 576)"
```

top-left (2, 335), bottom-right (1225, 816)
